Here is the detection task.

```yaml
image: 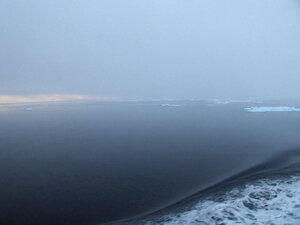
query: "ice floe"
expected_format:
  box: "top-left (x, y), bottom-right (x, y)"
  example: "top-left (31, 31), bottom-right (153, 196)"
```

top-left (245, 107), bottom-right (300, 113)
top-left (160, 104), bottom-right (181, 107)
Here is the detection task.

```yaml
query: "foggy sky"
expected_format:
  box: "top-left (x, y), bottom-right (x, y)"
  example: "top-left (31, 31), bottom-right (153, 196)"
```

top-left (1, 0), bottom-right (300, 100)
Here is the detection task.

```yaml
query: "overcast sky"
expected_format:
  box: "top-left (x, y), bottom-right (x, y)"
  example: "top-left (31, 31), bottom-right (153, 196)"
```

top-left (1, 0), bottom-right (300, 100)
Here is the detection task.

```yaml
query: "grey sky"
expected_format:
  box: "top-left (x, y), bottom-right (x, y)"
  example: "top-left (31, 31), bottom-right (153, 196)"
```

top-left (1, 0), bottom-right (300, 100)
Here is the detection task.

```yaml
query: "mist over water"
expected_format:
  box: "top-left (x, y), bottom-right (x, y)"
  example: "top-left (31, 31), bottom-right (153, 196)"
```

top-left (1, 0), bottom-right (300, 99)
top-left (1, 1), bottom-right (300, 225)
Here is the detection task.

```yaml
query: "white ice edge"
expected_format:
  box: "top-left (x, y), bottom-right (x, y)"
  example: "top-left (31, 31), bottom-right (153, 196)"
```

top-left (245, 107), bottom-right (300, 113)
top-left (160, 104), bottom-right (181, 107)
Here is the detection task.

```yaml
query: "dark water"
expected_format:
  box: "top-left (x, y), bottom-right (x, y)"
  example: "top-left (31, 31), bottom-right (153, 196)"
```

top-left (0, 101), bottom-right (299, 225)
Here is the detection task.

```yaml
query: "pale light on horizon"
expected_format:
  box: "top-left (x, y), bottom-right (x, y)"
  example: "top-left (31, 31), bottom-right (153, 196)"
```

top-left (0, 94), bottom-right (120, 104)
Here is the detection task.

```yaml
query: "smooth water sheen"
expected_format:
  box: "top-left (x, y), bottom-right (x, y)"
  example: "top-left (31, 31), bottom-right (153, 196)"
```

top-left (0, 100), bottom-right (299, 225)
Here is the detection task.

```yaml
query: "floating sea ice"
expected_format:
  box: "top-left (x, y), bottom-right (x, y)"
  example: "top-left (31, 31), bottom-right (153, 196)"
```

top-left (210, 99), bottom-right (230, 105)
top-left (209, 99), bottom-right (254, 105)
top-left (245, 107), bottom-right (300, 113)
top-left (160, 104), bottom-right (181, 107)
